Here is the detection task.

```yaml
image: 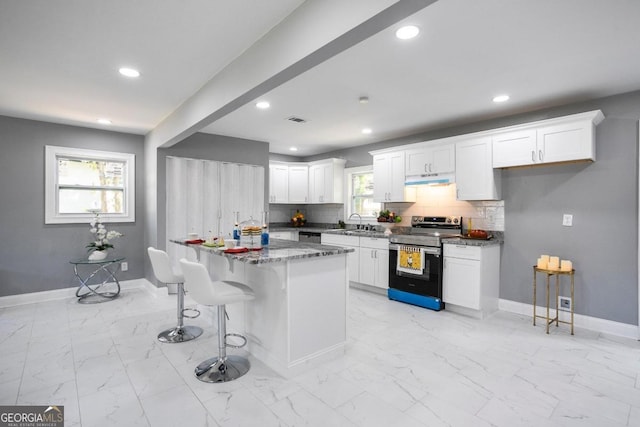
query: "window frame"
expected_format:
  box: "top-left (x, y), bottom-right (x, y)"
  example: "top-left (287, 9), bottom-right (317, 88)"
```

top-left (344, 165), bottom-right (381, 222)
top-left (45, 145), bottom-right (135, 224)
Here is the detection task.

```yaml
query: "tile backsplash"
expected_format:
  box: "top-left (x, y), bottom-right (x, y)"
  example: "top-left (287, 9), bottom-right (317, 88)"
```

top-left (386, 184), bottom-right (504, 231)
top-left (269, 204), bottom-right (344, 225)
top-left (268, 183), bottom-right (504, 232)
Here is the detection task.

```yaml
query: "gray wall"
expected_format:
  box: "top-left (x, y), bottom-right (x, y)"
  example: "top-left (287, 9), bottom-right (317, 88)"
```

top-left (0, 116), bottom-right (146, 297)
top-left (148, 132), bottom-right (269, 282)
top-left (502, 117), bottom-right (637, 324)
top-left (297, 91), bottom-right (640, 325)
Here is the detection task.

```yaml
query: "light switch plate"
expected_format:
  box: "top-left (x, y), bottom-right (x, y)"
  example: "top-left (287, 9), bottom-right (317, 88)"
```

top-left (562, 214), bottom-right (573, 226)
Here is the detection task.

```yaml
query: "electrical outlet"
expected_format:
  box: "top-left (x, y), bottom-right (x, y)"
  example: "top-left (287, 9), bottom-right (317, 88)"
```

top-left (559, 296), bottom-right (571, 311)
top-left (121, 262), bottom-right (128, 272)
top-left (562, 214), bottom-right (573, 226)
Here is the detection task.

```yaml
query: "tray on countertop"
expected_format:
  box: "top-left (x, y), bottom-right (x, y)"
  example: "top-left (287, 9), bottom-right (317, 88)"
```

top-left (460, 234), bottom-right (493, 241)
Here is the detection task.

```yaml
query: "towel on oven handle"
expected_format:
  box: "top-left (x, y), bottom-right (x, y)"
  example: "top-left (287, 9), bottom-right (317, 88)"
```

top-left (397, 245), bottom-right (425, 275)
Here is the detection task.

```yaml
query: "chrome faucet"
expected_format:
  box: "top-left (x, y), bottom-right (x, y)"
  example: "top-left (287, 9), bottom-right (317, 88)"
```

top-left (348, 213), bottom-right (362, 229)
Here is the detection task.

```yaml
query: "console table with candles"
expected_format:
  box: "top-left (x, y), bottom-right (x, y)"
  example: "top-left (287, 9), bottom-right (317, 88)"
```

top-left (532, 266), bottom-right (575, 334)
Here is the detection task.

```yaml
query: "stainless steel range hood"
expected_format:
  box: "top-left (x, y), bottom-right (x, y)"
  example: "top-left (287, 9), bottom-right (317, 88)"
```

top-left (405, 172), bottom-right (455, 186)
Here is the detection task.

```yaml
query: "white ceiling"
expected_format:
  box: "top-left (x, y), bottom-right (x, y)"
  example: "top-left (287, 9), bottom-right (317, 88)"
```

top-left (2, 1), bottom-right (640, 157)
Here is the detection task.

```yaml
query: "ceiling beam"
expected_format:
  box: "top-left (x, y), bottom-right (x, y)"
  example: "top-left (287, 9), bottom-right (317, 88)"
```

top-left (145, 0), bottom-right (437, 149)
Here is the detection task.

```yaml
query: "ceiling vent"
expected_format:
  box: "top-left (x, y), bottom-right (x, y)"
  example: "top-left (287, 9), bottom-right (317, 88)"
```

top-left (286, 116), bottom-right (307, 123)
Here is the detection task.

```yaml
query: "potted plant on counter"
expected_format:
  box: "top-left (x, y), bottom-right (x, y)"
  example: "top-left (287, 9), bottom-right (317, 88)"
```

top-left (377, 210), bottom-right (402, 223)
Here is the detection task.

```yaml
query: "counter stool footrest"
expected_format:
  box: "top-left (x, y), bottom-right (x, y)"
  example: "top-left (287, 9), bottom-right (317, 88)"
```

top-left (225, 332), bottom-right (247, 349)
top-left (182, 307), bottom-right (201, 319)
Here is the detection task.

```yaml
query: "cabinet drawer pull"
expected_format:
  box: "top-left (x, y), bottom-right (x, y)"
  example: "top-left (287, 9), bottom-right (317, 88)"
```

top-left (539, 150), bottom-right (543, 161)
top-left (531, 150), bottom-right (535, 162)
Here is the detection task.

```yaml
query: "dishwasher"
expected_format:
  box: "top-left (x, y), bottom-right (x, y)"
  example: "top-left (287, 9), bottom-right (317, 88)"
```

top-left (298, 231), bottom-right (321, 243)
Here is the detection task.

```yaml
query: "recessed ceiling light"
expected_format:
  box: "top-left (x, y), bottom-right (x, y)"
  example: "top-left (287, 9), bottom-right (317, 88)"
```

top-left (118, 67), bottom-right (140, 78)
top-left (493, 94), bottom-right (510, 103)
top-left (362, 128), bottom-right (372, 135)
top-left (256, 101), bottom-right (270, 109)
top-left (289, 147), bottom-right (298, 152)
top-left (97, 118), bottom-right (112, 125)
top-left (359, 96), bottom-right (369, 104)
top-left (395, 25), bottom-right (420, 40)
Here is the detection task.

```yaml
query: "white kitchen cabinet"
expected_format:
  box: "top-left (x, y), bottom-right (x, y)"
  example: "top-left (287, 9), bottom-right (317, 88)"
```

top-left (443, 244), bottom-right (500, 318)
top-left (270, 231), bottom-right (298, 241)
top-left (288, 165), bottom-right (309, 203)
top-left (455, 136), bottom-right (501, 200)
top-left (492, 129), bottom-right (537, 168)
top-left (269, 162), bottom-right (289, 203)
top-left (321, 233), bottom-right (360, 283)
top-left (405, 142), bottom-right (455, 176)
top-left (492, 110), bottom-right (604, 168)
top-left (372, 151), bottom-right (415, 203)
top-left (309, 158), bottom-right (346, 203)
top-left (358, 237), bottom-right (389, 289)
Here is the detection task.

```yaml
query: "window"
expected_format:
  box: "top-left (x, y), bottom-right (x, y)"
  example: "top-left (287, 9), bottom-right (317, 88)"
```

top-left (45, 146), bottom-right (135, 224)
top-left (345, 166), bottom-right (381, 220)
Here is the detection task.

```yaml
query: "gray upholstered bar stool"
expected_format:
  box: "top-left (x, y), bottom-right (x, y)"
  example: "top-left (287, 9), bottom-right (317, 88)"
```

top-left (148, 247), bottom-right (203, 343)
top-left (179, 258), bottom-right (255, 383)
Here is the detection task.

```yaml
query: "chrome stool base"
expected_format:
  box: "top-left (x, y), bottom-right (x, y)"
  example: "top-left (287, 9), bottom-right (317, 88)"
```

top-left (157, 325), bottom-right (203, 343)
top-left (194, 355), bottom-right (250, 383)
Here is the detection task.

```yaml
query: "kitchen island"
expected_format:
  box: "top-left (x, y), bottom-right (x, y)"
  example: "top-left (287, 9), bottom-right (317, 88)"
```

top-left (171, 238), bottom-right (353, 378)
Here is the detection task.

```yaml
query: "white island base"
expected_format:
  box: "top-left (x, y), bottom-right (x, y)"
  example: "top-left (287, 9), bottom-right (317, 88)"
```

top-left (202, 251), bottom-right (348, 378)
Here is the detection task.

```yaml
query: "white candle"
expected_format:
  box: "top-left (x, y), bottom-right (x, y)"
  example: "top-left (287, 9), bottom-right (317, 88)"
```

top-left (548, 256), bottom-right (560, 270)
top-left (561, 260), bottom-right (572, 271)
top-left (537, 257), bottom-right (548, 269)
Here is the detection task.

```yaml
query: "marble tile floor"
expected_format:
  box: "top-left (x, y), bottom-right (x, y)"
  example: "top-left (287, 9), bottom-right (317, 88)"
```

top-left (1, 286), bottom-right (639, 427)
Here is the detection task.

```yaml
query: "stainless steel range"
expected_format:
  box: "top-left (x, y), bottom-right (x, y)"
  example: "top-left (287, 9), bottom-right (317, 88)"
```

top-left (388, 216), bottom-right (462, 311)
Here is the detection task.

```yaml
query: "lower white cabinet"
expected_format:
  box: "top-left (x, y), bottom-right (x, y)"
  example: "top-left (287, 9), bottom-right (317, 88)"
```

top-left (321, 234), bottom-right (360, 283)
top-left (321, 234), bottom-right (388, 288)
top-left (270, 231), bottom-right (299, 241)
top-left (443, 244), bottom-right (500, 317)
top-left (358, 237), bottom-right (389, 290)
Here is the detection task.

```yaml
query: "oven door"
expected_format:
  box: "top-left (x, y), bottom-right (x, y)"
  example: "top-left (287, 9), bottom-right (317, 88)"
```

top-left (388, 243), bottom-right (443, 299)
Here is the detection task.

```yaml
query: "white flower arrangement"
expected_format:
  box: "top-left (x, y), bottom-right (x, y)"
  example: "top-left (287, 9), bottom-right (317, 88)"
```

top-left (86, 213), bottom-right (123, 253)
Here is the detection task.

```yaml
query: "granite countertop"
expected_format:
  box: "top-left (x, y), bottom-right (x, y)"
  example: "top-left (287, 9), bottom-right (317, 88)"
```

top-left (443, 234), bottom-right (503, 247)
top-left (270, 222), bottom-right (391, 239)
top-left (270, 226), bottom-right (330, 233)
top-left (170, 238), bottom-right (354, 264)
top-left (321, 229), bottom-right (389, 239)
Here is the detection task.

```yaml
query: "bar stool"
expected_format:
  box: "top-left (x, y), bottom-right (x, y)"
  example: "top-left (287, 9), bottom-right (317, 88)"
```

top-left (148, 247), bottom-right (203, 343)
top-left (179, 258), bottom-right (255, 383)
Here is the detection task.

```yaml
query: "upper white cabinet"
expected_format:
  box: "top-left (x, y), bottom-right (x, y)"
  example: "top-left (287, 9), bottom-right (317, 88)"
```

top-left (492, 110), bottom-right (604, 168)
top-left (269, 162), bottom-right (289, 203)
top-left (288, 164), bottom-right (309, 203)
top-left (269, 159), bottom-right (343, 204)
top-left (308, 158), bottom-right (346, 204)
top-left (455, 136), bottom-right (501, 201)
top-left (372, 151), bottom-right (416, 203)
top-left (405, 142), bottom-right (455, 176)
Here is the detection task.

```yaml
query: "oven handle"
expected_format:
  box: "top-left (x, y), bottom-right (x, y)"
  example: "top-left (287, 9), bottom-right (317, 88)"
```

top-left (389, 243), bottom-right (440, 256)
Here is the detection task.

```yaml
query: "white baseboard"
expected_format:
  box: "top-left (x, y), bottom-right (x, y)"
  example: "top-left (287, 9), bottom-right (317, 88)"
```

top-left (0, 278), bottom-right (156, 308)
top-left (499, 298), bottom-right (639, 340)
